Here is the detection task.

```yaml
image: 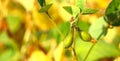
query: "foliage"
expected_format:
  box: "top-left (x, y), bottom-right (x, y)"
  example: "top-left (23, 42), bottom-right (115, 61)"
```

top-left (0, 0), bottom-right (120, 61)
top-left (104, 0), bottom-right (120, 26)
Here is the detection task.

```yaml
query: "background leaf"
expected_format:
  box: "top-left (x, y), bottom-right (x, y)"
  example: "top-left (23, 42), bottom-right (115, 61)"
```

top-left (105, 0), bottom-right (120, 15)
top-left (49, 22), bottom-right (70, 44)
top-left (75, 0), bottom-right (86, 11)
top-left (39, 4), bottom-right (53, 13)
top-left (104, 0), bottom-right (120, 26)
top-left (6, 15), bottom-right (21, 33)
top-left (72, 6), bottom-right (80, 18)
top-left (38, 0), bottom-right (45, 7)
top-left (0, 30), bottom-right (18, 61)
top-left (89, 17), bottom-right (107, 40)
top-left (112, 35), bottom-right (120, 47)
top-left (75, 38), bottom-right (120, 61)
top-left (63, 6), bottom-right (73, 15)
top-left (0, 49), bottom-right (13, 61)
top-left (82, 8), bottom-right (98, 15)
top-left (77, 21), bottom-right (90, 31)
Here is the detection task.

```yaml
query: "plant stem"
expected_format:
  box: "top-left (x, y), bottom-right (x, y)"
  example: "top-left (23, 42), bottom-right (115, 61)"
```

top-left (72, 48), bottom-right (78, 61)
top-left (46, 12), bottom-right (64, 39)
top-left (83, 43), bottom-right (95, 61)
top-left (83, 31), bottom-right (104, 61)
top-left (71, 23), bottom-right (78, 61)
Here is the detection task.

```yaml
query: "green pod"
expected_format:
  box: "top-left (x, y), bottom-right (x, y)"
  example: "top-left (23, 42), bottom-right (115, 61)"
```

top-left (79, 31), bottom-right (91, 42)
top-left (63, 32), bottom-right (73, 48)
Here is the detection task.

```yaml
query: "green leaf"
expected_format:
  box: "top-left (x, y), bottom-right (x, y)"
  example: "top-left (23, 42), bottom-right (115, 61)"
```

top-left (104, 0), bottom-right (120, 26)
top-left (105, 0), bottom-right (120, 15)
top-left (63, 6), bottom-right (73, 15)
top-left (0, 30), bottom-right (18, 61)
top-left (0, 49), bottom-right (13, 61)
top-left (75, 0), bottom-right (86, 11)
top-left (72, 6), bottom-right (80, 18)
top-left (49, 22), bottom-right (70, 44)
top-left (38, 0), bottom-right (46, 7)
top-left (77, 21), bottom-right (90, 31)
top-left (0, 30), bottom-right (18, 49)
top-left (0, 30), bottom-right (13, 46)
top-left (75, 38), bottom-right (120, 61)
top-left (39, 4), bottom-right (53, 13)
top-left (89, 17), bottom-right (107, 40)
top-left (6, 15), bottom-right (21, 33)
top-left (104, 11), bottom-right (120, 26)
top-left (0, 49), bottom-right (19, 61)
top-left (82, 8), bottom-right (98, 15)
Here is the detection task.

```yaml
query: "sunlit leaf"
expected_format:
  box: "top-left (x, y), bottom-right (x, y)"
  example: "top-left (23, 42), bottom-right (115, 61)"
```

top-left (82, 8), bottom-right (98, 15)
top-left (47, 3), bottom-right (72, 22)
top-left (39, 4), bottom-right (53, 13)
top-left (53, 42), bottom-right (64, 61)
top-left (28, 50), bottom-right (46, 61)
top-left (63, 6), bottom-right (73, 15)
top-left (71, 6), bottom-right (80, 18)
top-left (6, 15), bottom-right (21, 33)
top-left (75, 38), bottom-right (120, 61)
top-left (16, 0), bottom-right (35, 11)
top-left (89, 17), bottom-right (107, 40)
top-left (75, 0), bottom-right (86, 11)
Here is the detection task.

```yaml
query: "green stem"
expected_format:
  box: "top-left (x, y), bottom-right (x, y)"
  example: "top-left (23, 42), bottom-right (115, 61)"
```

top-left (45, 12), bottom-right (64, 39)
top-left (83, 31), bottom-right (104, 61)
top-left (70, 18), bottom-right (78, 61)
top-left (72, 48), bottom-right (78, 61)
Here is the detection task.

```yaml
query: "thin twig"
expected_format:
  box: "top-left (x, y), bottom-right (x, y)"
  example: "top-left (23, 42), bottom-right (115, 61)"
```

top-left (71, 20), bottom-right (78, 61)
top-left (46, 12), bottom-right (64, 39)
top-left (72, 48), bottom-right (78, 61)
top-left (83, 43), bottom-right (95, 61)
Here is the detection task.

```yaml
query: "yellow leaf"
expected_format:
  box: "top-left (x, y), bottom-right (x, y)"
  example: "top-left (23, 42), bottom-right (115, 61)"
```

top-left (93, 0), bottom-right (110, 9)
top-left (87, 0), bottom-right (110, 9)
top-left (16, 0), bottom-right (35, 11)
top-left (53, 41), bottom-right (64, 61)
top-left (104, 27), bottom-right (117, 43)
top-left (28, 50), bottom-right (47, 61)
top-left (7, 0), bottom-right (26, 20)
top-left (32, 7), bottom-right (54, 31)
top-left (32, 1), bottom-right (72, 31)
top-left (48, 2), bottom-right (72, 22)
